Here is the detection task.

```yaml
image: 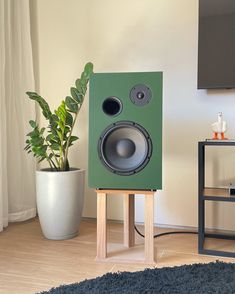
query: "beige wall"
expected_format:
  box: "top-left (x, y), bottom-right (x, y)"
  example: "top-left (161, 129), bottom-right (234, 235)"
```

top-left (36, 0), bottom-right (235, 230)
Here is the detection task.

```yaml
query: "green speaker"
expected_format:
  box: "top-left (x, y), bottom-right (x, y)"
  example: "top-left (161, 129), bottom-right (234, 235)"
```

top-left (88, 72), bottom-right (162, 190)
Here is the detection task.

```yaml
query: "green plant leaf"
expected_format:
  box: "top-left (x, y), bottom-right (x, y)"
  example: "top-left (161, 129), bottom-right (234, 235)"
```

top-left (29, 120), bottom-right (36, 128)
top-left (80, 73), bottom-right (88, 86)
top-left (37, 145), bottom-right (47, 156)
top-left (40, 127), bottom-right (45, 135)
top-left (75, 80), bottom-right (87, 96)
top-left (51, 114), bottom-right (59, 123)
top-left (57, 120), bottom-right (64, 130)
top-left (81, 72), bottom-right (88, 82)
top-left (64, 126), bottom-right (70, 137)
top-left (50, 128), bottom-right (59, 137)
top-left (56, 130), bottom-right (63, 141)
top-left (84, 62), bottom-right (94, 76)
top-left (54, 101), bottom-right (68, 150)
top-left (81, 63), bottom-right (93, 83)
top-left (55, 101), bottom-right (66, 120)
top-left (50, 143), bottom-right (60, 150)
top-left (27, 130), bottom-right (36, 137)
top-left (76, 62), bottom-right (93, 93)
top-left (31, 137), bottom-right (44, 146)
top-left (70, 87), bottom-right (82, 103)
top-left (65, 112), bottom-right (73, 127)
top-left (69, 136), bottom-right (79, 143)
top-left (65, 96), bottom-right (78, 113)
top-left (32, 146), bottom-right (44, 156)
top-left (46, 134), bottom-right (58, 143)
top-left (75, 79), bottom-right (84, 95)
top-left (26, 92), bottom-right (53, 121)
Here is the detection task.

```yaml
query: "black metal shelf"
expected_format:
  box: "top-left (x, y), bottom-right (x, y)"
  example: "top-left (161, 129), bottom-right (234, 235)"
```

top-left (198, 141), bottom-right (235, 258)
top-left (203, 188), bottom-right (235, 202)
top-left (200, 140), bottom-right (235, 146)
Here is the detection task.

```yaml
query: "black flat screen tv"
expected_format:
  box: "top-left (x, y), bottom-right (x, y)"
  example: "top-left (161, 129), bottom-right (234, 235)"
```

top-left (198, 0), bottom-right (235, 89)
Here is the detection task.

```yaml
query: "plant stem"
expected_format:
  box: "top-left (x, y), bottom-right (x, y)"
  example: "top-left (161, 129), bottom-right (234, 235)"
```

top-left (45, 154), bottom-right (58, 171)
top-left (46, 158), bottom-right (53, 170)
top-left (48, 155), bottom-right (58, 170)
top-left (59, 146), bottom-right (63, 170)
top-left (45, 139), bottom-right (60, 168)
top-left (50, 158), bottom-right (58, 171)
top-left (64, 111), bottom-right (79, 167)
top-left (59, 127), bottom-right (65, 170)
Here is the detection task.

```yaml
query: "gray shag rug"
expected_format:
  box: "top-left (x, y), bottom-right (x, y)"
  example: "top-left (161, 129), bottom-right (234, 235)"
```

top-left (38, 261), bottom-right (235, 293)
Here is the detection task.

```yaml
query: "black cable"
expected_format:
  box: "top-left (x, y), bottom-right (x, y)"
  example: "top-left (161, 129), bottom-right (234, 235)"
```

top-left (134, 225), bottom-right (198, 238)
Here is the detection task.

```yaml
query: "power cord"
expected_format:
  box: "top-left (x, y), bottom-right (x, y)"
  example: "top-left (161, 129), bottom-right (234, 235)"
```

top-left (134, 225), bottom-right (198, 238)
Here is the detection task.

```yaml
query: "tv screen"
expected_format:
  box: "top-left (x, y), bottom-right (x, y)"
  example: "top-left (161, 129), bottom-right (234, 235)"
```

top-left (198, 0), bottom-right (235, 89)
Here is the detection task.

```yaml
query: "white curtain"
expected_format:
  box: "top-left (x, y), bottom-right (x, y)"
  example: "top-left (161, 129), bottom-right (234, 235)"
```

top-left (0, 0), bottom-right (36, 232)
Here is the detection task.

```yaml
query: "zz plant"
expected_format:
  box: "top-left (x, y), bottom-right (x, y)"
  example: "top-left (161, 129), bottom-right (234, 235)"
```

top-left (25, 62), bottom-right (93, 171)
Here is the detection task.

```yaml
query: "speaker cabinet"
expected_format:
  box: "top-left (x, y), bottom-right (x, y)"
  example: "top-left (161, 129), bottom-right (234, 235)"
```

top-left (88, 72), bottom-right (162, 190)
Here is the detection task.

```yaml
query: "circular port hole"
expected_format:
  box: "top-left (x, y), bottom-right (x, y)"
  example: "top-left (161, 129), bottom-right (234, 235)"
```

top-left (102, 97), bottom-right (122, 116)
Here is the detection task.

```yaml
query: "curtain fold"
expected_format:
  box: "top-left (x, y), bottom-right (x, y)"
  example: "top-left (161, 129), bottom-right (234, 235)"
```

top-left (0, 0), bottom-right (36, 232)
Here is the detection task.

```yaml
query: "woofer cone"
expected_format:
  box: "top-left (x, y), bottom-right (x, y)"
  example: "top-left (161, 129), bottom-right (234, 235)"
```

top-left (98, 121), bottom-right (152, 175)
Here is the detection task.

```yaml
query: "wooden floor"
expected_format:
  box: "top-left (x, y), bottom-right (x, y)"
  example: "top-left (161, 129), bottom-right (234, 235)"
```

top-left (1, 219), bottom-right (235, 294)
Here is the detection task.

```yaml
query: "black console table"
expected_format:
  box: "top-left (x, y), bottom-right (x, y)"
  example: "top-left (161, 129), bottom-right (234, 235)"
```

top-left (198, 140), bottom-right (235, 258)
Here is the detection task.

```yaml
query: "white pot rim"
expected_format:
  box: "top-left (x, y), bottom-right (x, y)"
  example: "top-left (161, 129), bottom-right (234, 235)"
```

top-left (36, 168), bottom-right (85, 174)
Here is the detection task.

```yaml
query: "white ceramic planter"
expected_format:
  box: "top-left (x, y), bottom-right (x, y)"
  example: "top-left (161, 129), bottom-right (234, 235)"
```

top-left (36, 168), bottom-right (85, 240)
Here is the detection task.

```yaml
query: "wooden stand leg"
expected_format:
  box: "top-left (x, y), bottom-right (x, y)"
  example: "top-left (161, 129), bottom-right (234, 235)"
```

top-left (123, 193), bottom-right (135, 248)
top-left (95, 189), bottom-right (156, 264)
top-left (96, 192), bottom-right (107, 260)
top-left (144, 194), bottom-right (155, 263)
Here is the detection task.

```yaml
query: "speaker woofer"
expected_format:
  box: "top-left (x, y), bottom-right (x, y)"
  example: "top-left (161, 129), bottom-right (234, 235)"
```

top-left (98, 121), bottom-right (152, 175)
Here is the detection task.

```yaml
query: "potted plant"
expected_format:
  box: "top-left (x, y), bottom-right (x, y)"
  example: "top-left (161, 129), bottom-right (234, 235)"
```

top-left (25, 62), bottom-right (94, 240)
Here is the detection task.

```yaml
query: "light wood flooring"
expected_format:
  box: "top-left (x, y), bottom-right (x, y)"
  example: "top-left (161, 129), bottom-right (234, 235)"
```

top-left (1, 218), bottom-right (235, 294)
